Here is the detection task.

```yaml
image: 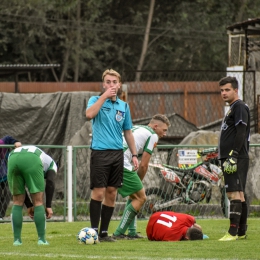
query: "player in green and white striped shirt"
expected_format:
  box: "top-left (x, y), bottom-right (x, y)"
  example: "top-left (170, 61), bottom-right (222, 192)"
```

top-left (7, 145), bottom-right (57, 246)
top-left (113, 114), bottom-right (170, 239)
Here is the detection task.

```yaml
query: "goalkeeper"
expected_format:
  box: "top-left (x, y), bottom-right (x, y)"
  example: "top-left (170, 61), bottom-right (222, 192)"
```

top-left (218, 76), bottom-right (250, 241)
top-left (112, 114), bottom-right (170, 239)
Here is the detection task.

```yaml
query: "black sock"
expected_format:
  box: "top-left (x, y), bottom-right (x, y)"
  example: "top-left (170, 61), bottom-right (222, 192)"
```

top-left (99, 204), bottom-right (114, 237)
top-left (228, 200), bottom-right (242, 236)
top-left (237, 201), bottom-right (248, 236)
top-left (90, 199), bottom-right (102, 234)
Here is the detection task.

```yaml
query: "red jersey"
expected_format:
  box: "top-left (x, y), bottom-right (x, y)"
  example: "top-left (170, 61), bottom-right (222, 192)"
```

top-left (146, 211), bottom-right (196, 241)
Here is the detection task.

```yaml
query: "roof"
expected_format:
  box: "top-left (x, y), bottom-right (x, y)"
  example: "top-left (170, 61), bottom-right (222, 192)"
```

top-left (227, 18), bottom-right (260, 35)
top-left (0, 64), bottom-right (60, 93)
top-left (0, 64), bottom-right (60, 77)
top-left (133, 113), bottom-right (198, 144)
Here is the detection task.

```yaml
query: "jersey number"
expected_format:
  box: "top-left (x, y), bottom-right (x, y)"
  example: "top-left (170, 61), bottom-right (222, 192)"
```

top-left (156, 213), bottom-right (177, 228)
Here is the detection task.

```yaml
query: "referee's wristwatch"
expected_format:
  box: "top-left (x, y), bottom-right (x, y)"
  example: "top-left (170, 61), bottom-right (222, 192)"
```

top-left (132, 154), bottom-right (138, 158)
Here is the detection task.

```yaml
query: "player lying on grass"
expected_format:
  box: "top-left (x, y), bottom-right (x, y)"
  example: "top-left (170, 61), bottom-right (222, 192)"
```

top-left (146, 211), bottom-right (204, 241)
top-left (112, 114), bottom-right (170, 239)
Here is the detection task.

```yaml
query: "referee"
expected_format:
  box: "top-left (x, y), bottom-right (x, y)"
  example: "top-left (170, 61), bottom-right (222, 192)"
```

top-left (86, 69), bottom-right (138, 242)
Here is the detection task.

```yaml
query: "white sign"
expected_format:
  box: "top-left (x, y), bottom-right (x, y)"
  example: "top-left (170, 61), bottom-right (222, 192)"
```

top-left (178, 149), bottom-right (198, 165)
top-left (225, 66), bottom-right (243, 115)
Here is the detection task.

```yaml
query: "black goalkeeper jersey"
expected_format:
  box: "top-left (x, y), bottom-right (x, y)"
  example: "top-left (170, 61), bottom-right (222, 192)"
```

top-left (218, 99), bottom-right (250, 159)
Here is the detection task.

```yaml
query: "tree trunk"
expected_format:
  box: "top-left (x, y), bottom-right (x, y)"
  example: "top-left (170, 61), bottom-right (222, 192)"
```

top-left (60, 47), bottom-right (70, 82)
top-left (74, 0), bottom-right (81, 82)
top-left (135, 0), bottom-right (155, 82)
top-left (237, 0), bottom-right (248, 22)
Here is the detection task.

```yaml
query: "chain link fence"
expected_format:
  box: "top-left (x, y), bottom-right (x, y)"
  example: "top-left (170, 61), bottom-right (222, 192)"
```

top-left (73, 145), bottom-right (260, 221)
top-left (1, 144), bottom-right (260, 223)
top-left (122, 70), bottom-right (257, 134)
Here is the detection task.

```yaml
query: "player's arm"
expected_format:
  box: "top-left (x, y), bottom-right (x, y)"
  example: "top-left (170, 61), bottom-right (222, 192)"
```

top-left (233, 123), bottom-right (247, 152)
top-left (86, 95), bottom-right (107, 120)
top-left (137, 151), bottom-right (151, 180)
top-left (124, 129), bottom-right (139, 170)
top-left (45, 169), bottom-right (56, 219)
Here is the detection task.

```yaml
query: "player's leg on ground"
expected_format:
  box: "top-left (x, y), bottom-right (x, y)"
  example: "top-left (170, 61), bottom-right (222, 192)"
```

top-left (90, 187), bottom-right (106, 234)
top-left (89, 199), bottom-right (102, 234)
top-left (128, 216), bottom-right (137, 236)
top-left (31, 192), bottom-right (48, 243)
top-left (99, 204), bottom-right (114, 237)
top-left (126, 188), bottom-right (146, 237)
top-left (34, 205), bottom-right (47, 242)
top-left (113, 203), bottom-right (137, 236)
top-left (238, 167), bottom-right (248, 238)
top-left (126, 199), bottom-right (135, 233)
top-left (113, 198), bottom-right (136, 236)
top-left (125, 199), bottom-right (137, 236)
top-left (237, 201), bottom-right (248, 238)
top-left (99, 186), bottom-right (117, 238)
top-left (11, 205), bottom-right (23, 243)
top-left (228, 199), bottom-right (242, 236)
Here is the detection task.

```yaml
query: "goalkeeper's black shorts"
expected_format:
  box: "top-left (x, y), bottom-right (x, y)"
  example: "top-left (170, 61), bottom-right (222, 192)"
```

top-left (221, 157), bottom-right (249, 192)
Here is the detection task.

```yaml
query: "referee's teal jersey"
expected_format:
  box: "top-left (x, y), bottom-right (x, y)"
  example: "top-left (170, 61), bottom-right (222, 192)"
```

top-left (87, 96), bottom-right (133, 150)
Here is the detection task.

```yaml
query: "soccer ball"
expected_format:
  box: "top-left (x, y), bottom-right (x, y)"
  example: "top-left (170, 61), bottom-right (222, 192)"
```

top-left (77, 227), bottom-right (99, 245)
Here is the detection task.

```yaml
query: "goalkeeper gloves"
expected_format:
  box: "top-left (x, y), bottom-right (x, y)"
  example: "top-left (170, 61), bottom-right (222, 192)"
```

top-left (223, 150), bottom-right (239, 174)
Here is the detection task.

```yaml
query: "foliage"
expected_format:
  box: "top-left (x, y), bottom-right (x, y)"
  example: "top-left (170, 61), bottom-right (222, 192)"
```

top-left (0, 219), bottom-right (260, 259)
top-left (1, 0), bottom-right (260, 81)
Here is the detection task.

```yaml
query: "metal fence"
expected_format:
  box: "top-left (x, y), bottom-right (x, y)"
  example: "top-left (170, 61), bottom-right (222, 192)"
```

top-left (1, 144), bottom-right (260, 223)
top-left (122, 70), bottom-right (257, 133)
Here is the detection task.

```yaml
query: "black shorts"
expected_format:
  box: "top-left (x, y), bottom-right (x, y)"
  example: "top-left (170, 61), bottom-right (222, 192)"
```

top-left (90, 150), bottom-right (123, 189)
top-left (221, 157), bottom-right (249, 192)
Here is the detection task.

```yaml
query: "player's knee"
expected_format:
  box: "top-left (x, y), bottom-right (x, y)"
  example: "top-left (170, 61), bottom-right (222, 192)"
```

top-left (139, 193), bottom-right (147, 205)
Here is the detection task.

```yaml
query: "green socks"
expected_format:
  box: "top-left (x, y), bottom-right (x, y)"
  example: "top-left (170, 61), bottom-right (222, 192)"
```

top-left (125, 199), bottom-right (137, 236)
top-left (34, 205), bottom-right (46, 242)
top-left (114, 202), bottom-right (137, 236)
top-left (11, 205), bottom-right (23, 243)
top-left (128, 215), bottom-right (137, 236)
top-left (11, 204), bottom-right (47, 243)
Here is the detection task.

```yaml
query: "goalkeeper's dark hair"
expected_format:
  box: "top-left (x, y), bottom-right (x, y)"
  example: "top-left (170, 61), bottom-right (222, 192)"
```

top-left (187, 227), bottom-right (203, 240)
top-left (219, 76), bottom-right (238, 89)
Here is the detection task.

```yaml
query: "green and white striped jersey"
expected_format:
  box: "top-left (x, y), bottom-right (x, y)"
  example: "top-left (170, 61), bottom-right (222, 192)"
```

top-left (123, 125), bottom-right (158, 171)
top-left (10, 145), bottom-right (57, 176)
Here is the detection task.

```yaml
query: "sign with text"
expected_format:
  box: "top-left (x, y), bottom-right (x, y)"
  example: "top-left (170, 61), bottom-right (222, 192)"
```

top-left (178, 149), bottom-right (198, 165)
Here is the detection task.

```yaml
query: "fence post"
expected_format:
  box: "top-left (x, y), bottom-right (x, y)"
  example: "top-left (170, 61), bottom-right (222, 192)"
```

top-left (67, 146), bottom-right (73, 222)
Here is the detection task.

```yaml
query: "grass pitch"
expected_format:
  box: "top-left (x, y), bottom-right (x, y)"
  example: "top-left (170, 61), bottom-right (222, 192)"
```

top-left (0, 218), bottom-right (260, 260)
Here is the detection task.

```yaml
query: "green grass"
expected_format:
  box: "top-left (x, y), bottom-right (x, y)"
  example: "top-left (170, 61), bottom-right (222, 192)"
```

top-left (0, 218), bottom-right (260, 260)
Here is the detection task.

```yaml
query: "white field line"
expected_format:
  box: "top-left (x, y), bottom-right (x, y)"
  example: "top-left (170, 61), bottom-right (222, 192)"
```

top-left (0, 252), bottom-right (224, 260)
top-left (0, 234), bottom-right (75, 240)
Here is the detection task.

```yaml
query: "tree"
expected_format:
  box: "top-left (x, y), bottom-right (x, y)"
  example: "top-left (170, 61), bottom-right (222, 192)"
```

top-left (1, 0), bottom-right (260, 82)
top-left (135, 0), bottom-right (155, 81)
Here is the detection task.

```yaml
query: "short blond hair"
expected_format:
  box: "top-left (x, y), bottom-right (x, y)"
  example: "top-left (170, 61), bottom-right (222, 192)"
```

top-left (150, 114), bottom-right (171, 127)
top-left (102, 69), bottom-right (121, 82)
